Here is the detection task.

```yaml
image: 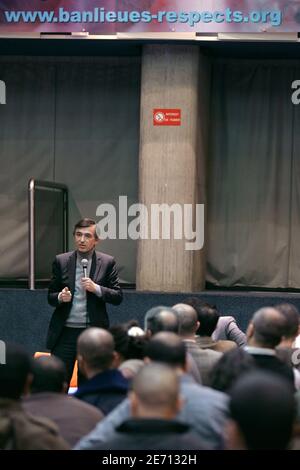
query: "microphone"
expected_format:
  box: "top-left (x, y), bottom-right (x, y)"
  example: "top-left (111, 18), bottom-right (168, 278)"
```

top-left (81, 258), bottom-right (88, 278)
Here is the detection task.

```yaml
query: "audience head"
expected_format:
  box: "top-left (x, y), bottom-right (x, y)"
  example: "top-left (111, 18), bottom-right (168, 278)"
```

top-left (275, 303), bottom-right (300, 343)
top-left (130, 363), bottom-right (181, 419)
top-left (77, 327), bottom-right (115, 377)
top-left (144, 332), bottom-right (186, 370)
top-left (144, 306), bottom-right (179, 336)
top-left (31, 355), bottom-right (67, 394)
top-left (0, 343), bottom-right (33, 399)
top-left (183, 298), bottom-right (220, 337)
top-left (210, 348), bottom-right (256, 393)
top-left (172, 303), bottom-right (199, 338)
top-left (227, 371), bottom-right (296, 449)
top-left (247, 307), bottom-right (286, 348)
top-left (109, 321), bottom-right (147, 368)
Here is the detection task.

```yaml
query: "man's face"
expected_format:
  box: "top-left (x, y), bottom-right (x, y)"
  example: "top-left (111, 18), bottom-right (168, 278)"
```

top-left (74, 225), bottom-right (98, 253)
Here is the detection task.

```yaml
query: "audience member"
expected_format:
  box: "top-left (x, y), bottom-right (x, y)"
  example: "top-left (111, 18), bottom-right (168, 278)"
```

top-left (226, 371), bottom-right (296, 449)
top-left (74, 332), bottom-right (228, 450)
top-left (74, 328), bottom-right (128, 415)
top-left (0, 344), bottom-right (69, 450)
top-left (144, 306), bottom-right (179, 336)
top-left (183, 298), bottom-right (236, 352)
top-left (245, 307), bottom-right (295, 389)
top-left (142, 305), bottom-right (202, 384)
top-left (275, 303), bottom-right (300, 370)
top-left (173, 303), bottom-right (222, 385)
top-left (210, 348), bottom-right (256, 393)
top-left (212, 316), bottom-right (247, 347)
top-left (23, 355), bottom-right (103, 447)
top-left (109, 321), bottom-right (147, 379)
top-left (89, 363), bottom-right (205, 450)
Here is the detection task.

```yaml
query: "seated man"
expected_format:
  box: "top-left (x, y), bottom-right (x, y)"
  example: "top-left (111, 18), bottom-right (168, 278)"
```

top-left (226, 371), bottom-right (296, 449)
top-left (0, 344), bottom-right (68, 450)
top-left (245, 307), bottom-right (295, 390)
top-left (90, 363), bottom-right (205, 450)
top-left (173, 303), bottom-right (222, 386)
top-left (74, 328), bottom-right (128, 415)
top-left (75, 332), bottom-right (228, 450)
top-left (23, 355), bottom-right (103, 447)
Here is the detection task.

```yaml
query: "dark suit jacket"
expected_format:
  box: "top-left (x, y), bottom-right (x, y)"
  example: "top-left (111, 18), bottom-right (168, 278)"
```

top-left (47, 250), bottom-right (123, 350)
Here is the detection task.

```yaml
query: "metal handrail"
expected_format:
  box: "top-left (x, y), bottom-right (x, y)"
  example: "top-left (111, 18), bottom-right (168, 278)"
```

top-left (28, 179), bottom-right (68, 290)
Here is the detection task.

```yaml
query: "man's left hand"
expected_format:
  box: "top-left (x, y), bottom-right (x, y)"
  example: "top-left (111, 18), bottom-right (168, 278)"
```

top-left (81, 277), bottom-right (98, 293)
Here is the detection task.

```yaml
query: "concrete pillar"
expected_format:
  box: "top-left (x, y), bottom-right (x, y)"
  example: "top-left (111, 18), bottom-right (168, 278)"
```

top-left (136, 45), bottom-right (209, 292)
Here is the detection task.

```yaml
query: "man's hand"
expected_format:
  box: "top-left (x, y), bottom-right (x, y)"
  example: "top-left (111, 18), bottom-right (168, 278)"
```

top-left (81, 277), bottom-right (98, 293)
top-left (59, 287), bottom-right (72, 303)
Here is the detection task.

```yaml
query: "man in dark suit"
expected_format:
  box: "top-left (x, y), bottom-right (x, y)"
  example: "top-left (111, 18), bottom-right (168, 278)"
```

top-left (47, 218), bottom-right (123, 385)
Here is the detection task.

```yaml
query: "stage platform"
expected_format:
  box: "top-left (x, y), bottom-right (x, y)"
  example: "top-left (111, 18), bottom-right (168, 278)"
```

top-left (1, 288), bottom-right (300, 355)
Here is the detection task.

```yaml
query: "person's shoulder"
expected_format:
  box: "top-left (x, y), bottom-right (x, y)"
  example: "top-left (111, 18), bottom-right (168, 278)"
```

top-left (67, 395), bottom-right (104, 419)
top-left (55, 251), bottom-right (75, 262)
top-left (95, 251), bottom-right (116, 264)
top-left (218, 316), bottom-right (236, 326)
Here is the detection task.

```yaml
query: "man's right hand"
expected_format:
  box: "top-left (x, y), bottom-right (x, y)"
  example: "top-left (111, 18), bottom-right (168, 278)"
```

top-left (58, 287), bottom-right (72, 303)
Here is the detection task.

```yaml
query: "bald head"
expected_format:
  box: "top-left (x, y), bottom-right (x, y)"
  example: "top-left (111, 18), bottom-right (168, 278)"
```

top-left (131, 363), bottom-right (180, 418)
top-left (145, 332), bottom-right (186, 369)
top-left (144, 306), bottom-right (179, 336)
top-left (173, 303), bottom-right (198, 337)
top-left (249, 307), bottom-right (286, 348)
top-left (77, 328), bottom-right (115, 370)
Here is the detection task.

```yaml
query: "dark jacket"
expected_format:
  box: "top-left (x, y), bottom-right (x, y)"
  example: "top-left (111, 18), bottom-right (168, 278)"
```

top-left (0, 399), bottom-right (69, 450)
top-left (47, 250), bottom-right (123, 350)
top-left (74, 369), bottom-right (128, 415)
top-left (23, 392), bottom-right (103, 447)
top-left (91, 418), bottom-right (206, 450)
top-left (250, 353), bottom-right (295, 391)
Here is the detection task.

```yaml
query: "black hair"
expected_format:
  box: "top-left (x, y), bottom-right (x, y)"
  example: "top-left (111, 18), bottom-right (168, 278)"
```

top-left (31, 356), bottom-right (67, 393)
top-left (210, 348), bottom-right (256, 392)
top-left (73, 218), bottom-right (98, 238)
top-left (0, 343), bottom-right (32, 399)
top-left (109, 321), bottom-right (148, 360)
top-left (276, 303), bottom-right (300, 339)
top-left (145, 333), bottom-right (186, 368)
top-left (229, 371), bottom-right (296, 449)
top-left (183, 298), bottom-right (219, 336)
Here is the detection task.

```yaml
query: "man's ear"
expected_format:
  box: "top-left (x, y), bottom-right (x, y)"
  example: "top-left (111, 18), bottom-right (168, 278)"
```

top-left (224, 419), bottom-right (246, 450)
top-left (23, 372), bottom-right (33, 396)
top-left (143, 356), bottom-right (151, 364)
top-left (77, 354), bottom-right (85, 374)
top-left (129, 391), bottom-right (138, 416)
top-left (62, 381), bottom-right (69, 394)
top-left (111, 351), bottom-right (121, 368)
top-left (246, 322), bottom-right (254, 340)
top-left (175, 395), bottom-right (184, 414)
